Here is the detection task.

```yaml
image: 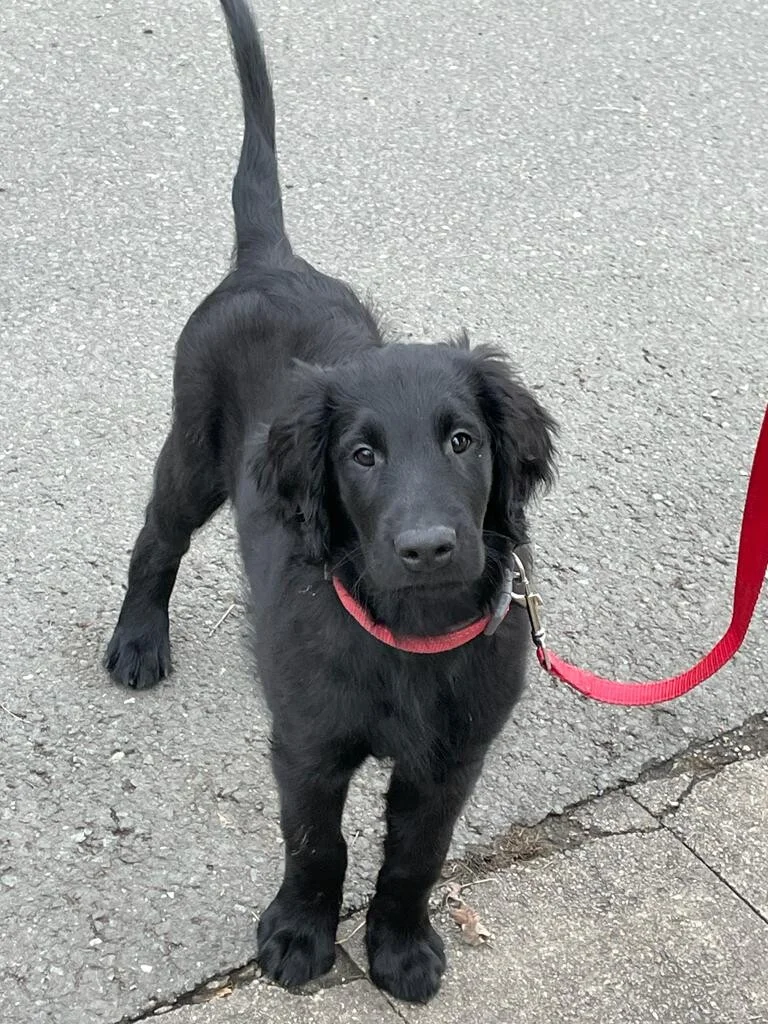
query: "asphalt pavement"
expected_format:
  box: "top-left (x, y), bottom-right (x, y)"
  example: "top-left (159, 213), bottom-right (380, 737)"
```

top-left (1, 1), bottom-right (766, 1022)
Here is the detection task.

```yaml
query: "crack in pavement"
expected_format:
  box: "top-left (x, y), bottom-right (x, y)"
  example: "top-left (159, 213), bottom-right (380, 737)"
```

top-left (114, 948), bottom-right (365, 1023)
top-left (444, 805), bottom-right (662, 887)
top-left (654, 819), bottom-right (768, 929)
top-left (628, 712), bottom-right (768, 929)
top-left (378, 992), bottom-right (410, 1023)
top-left (631, 711), bottom-right (768, 818)
top-left (444, 711), bottom-right (768, 885)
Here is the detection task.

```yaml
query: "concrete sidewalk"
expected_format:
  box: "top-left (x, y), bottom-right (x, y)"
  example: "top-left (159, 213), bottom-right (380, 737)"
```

top-left (149, 720), bottom-right (768, 1024)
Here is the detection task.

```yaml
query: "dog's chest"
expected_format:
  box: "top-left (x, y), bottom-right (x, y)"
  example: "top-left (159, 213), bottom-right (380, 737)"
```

top-left (360, 665), bottom-right (473, 766)
top-left (367, 697), bottom-right (423, 761)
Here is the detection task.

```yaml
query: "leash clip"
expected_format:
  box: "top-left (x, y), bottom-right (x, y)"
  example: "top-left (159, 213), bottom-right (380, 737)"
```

top-left (507, 551), bottom-right (551, 670)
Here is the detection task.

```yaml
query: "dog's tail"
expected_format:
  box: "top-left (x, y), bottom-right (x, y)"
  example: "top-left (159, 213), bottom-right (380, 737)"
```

top-left (220, 0), bottom-right (289, 264)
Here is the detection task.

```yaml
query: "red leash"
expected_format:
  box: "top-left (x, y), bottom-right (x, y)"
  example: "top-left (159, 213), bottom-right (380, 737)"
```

top-left (535, 407), bottom-right (768, 705)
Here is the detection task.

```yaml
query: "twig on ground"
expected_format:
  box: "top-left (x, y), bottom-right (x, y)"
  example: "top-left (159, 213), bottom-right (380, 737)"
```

top-left (336, 919), bottom-right (366, 945)
top-left (208, 603), bottom-right (236, 637)
top-left (1, 703), bottom-right (26, 723)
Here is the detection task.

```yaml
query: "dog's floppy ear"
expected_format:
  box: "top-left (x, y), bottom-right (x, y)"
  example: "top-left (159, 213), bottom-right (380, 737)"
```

top-left (251, 363), bottom-right (332, 562)
top-left (468, 346), bottom-right (557, 533)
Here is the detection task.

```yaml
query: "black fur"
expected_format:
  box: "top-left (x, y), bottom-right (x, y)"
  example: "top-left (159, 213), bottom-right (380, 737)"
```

top-left (104, 0), bottom-right (557, 1003)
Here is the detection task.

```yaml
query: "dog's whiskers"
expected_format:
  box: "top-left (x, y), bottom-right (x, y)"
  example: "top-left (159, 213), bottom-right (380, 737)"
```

top-left (328, 546), bottom-right (363, 576)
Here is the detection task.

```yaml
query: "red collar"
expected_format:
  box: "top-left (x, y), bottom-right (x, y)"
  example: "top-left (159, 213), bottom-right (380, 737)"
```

top-left (331, 574), bottom-right (513, 654)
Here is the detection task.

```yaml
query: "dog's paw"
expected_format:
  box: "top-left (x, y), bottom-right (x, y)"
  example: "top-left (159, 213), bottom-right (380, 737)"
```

top-left (103, 616), bottom-right (171, 689)
top-left (366, 913), bottom-right (446, 1003)
top-left (257, 894), bottom-right (337, 988)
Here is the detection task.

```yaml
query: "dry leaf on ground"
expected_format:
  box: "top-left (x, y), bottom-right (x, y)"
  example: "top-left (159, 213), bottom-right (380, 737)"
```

top-left (443, 884), bottom-right (492, 946)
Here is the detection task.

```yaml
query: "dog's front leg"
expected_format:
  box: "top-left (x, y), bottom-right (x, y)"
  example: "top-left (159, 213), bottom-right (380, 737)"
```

top-left (258, 737), bottom-right (366, 988)
top-left (366, 755), bottom-right (484, 1003)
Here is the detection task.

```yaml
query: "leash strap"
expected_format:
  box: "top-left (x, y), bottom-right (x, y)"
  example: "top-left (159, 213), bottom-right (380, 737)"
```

top-left (536, 407), bottom-right (768, 706)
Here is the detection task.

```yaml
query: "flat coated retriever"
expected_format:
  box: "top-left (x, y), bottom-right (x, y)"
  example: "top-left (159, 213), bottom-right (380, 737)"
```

top-left (105, 0), bottom-right (556, 1003)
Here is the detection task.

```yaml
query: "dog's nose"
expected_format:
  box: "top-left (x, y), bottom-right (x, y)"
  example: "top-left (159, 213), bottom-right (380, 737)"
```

top-left (394, 526), bottom-right (457, 572)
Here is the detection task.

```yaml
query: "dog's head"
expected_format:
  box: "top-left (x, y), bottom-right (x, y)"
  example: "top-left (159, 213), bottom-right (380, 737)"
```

top-left (255, 340), bottom-right (556, 592)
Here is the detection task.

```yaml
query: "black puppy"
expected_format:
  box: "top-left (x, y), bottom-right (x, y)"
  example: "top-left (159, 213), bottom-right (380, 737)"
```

top-left (105, 0), bottom-right (556, 1004)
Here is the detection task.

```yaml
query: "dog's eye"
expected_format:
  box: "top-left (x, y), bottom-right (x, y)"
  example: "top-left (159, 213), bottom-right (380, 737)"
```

top-left (450, 432), bottom-right (472, 454)
top-left (352, 446), bottom-right (376, 467)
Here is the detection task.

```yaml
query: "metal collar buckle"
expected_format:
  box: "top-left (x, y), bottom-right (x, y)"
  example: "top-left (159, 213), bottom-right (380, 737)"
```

top-left (484, 550), bottom-right (551, 670)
